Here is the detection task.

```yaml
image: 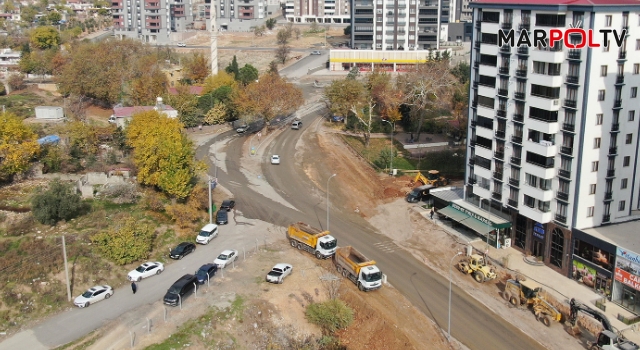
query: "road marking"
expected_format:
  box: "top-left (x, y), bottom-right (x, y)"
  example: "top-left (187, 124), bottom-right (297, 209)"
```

top-left (228, 181), bottom-right (242, 187)
top-left (373, 241), bottom-right (399, 253)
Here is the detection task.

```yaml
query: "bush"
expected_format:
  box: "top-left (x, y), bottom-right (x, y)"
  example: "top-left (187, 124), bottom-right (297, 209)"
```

top-left (305, 299), bottom-right (354, 333)
top-left (165, 203), bottom-right (202, 230)
top-left (7, 74), bottom-right (25, 91)
top-left (142, 190), bottom-right (166, 212)
top-left (31, 180), bottom-right (89, 225)
top-left (92, 217), bottom-right (155, 265)
top-left (99, 182), bottom-right (138, 204)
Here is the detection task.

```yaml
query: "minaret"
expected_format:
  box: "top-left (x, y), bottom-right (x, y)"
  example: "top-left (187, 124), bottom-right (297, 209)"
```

top-left (210, 11), bottom-right (218, 75)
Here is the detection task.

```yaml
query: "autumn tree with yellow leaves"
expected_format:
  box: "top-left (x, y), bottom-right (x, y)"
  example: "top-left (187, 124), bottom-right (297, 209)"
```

top-left (234, 73), bottom-right (303, 123)
top-left (0, 113), bottom-right (40, 181)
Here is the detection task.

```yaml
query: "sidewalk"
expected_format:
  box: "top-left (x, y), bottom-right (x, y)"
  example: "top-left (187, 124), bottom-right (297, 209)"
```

top-left (411, 205), bottom-right (640, 345)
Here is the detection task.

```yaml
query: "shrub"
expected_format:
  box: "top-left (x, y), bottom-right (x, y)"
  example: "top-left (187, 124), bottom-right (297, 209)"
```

top-left (165, 203), bottom-right (202, 229)
top-left (92, 217), bottom-right (155, 265)
top-left (7, 74), bottom-right (25, 91)
top-left (100, 182), bottom-right (138, 204)
top-left (305, 299), bottom-right (354, 333)
top-left (31, 180), bottom-right (89, 225)
top-left (142, 190), bottom-right (166, 212)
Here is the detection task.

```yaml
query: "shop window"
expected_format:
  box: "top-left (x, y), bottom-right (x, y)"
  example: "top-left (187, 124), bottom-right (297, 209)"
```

top-left (514, 214), bottom-right (526, 250)
top-left (550, 228), bottom-right (564, 268)
top-left (574, 239), bottom-right (613, 270)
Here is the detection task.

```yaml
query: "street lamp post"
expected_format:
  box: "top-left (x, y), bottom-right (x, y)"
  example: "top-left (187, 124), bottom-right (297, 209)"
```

top-left (381, 120), bottom-right (395, 175)
top-left (448, 251), bottom-right (463, 340)
top-left (326, 174), bottom-right (337, 231)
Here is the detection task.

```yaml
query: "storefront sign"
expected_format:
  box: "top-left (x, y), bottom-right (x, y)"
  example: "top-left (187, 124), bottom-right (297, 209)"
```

top-left (617, 248), bottom-right (640, 264)
top-left (573, 260), bottom-right (597, 288)
top-left (615, 268), bottom-right (640, 290)
top-left (533, 222), bottom-right (545, 240)
top-left (451, 203), bottom-right (492, 227)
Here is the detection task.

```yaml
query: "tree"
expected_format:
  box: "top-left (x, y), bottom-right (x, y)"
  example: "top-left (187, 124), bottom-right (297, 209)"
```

top-left (366, 69), bottom-right (403, 122)
top-left (202, 70), bottom-right (238, 94)
top-left (7, 74), bottom-right (25, 91)
top-left (203, 103), bottom-right (227, 125)
top-left (346, 66), bottom-right (360, 80)
top-left (31, 180), bottom-right (89, 225)
top-left (198, 85), bottom-right (233, 114)
top-left (165, 86), bottom-right (200, 127)
top-left (293, 28), bottom-right (301, 40)
top-left (234, 73), bottom-right (303, 123)
top-left (30, 26), bottom-right (60, 50)
top-left (344, 25), bottom-right (351, 35)
top-left (92, 218), bottom-right (155, 265)
top-left (323, 78), bottom-right (365, 124)
top-left (237, 64), bottom-right (259, 86)
top-left (276, 27), bottom-right (291, 45)
top-left (265, 18), bottom-right (277, 30)
top-left (0, 113), bottom-right (39, 181)
top-left (254, 25), bottom-right (266, 37)
top-left (450, 61), bottom-right (470, 85)
top-left (268, 60), bottom-right (279, 75)
top-left (275, 44), bottom-right (290, 64)
top-left (63, 121), bottom-right (99, 158)
top-left (47, 11), bottom-right (62, 25)
top-left (126, 110), bottom-right (203, 199)
top-left (350, 94), bottom-right (375, 147)
top-left (21, 6), bottom-right (37, 23)
top-left (183, 52), bottom-right (210, 83)
top-left (225, 55), bottom-right (239, 78)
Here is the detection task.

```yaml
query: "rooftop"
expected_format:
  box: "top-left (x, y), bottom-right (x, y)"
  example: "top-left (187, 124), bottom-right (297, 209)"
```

top-left (113, 105), bottom-right (175, 118)
top-left (474, 0), bottom-right (640, 5)
top-left (581, 219), bottom-right (640, 254)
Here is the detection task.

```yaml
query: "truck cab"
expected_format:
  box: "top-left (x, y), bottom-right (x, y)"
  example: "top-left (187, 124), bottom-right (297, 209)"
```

top-left (317, 235), bottom-right (338, 257)
top-left (359, 265), bottom-right (382, 291)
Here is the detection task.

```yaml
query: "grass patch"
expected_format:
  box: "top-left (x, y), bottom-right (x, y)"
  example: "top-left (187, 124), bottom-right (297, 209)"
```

top-left (305, 299), bottom-right (354, 333)
top-left (0, 92), bottom-right (48, 118)
top-left (340, 135), bottom-right (415, 171)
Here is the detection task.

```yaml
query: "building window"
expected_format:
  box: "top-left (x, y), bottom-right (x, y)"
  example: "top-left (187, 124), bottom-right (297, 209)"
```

top-left (635, 64), bottom-right (640, 74)
top-left (594, 137), bottom-right (601, 148)
top-left (592, 161), bottom-right (599, 172)
top-left (523, 195), bottom-right (535, 208)
top-left (590, 184), bottom-right (596, 194)
top-left (596, 114), bottom-right (603, 125)
top-left (606, 15), bottom-right (612, 27)
top-left (550, 228), bottom-right (564, 268)
top-left (601, 65), bottom-right (608, 76)
top-left (604, 42), bottom-right (610, 52)
top-left (587, 207), bottom-right (594, 217)
top-left (525, 173), bottom-right (537, 187)
top-left (598, 90), bottom-right (605, 101)
top-left (626, 134), bottom-right (633, 144)
top-left (620, 201), bottom-right (626, 211)
top-left (630, 110), bottom-right (636, 121)
top-left (624, 156), bottom-right (630, 166)
top-left (632, 87), bottom-right (638, 98)
top-left (637, 39), bottom-right (640, 50)
top-left (515, 215), bottom-right (526, 250)
top-left (622, 178), bottom-right (628, 189)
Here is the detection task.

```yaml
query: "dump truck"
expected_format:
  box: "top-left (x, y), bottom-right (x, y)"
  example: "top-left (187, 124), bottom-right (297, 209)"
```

top-left (334, 246), bottom-right (382, 291)
top-left (413, 170), bottom-right (449, 187)
top-left (287, 222), bottom-right (337, 259)
top-left (503, 279), bottom-right (562, 327)
top-left (456, 254), bottom-right (497, 283)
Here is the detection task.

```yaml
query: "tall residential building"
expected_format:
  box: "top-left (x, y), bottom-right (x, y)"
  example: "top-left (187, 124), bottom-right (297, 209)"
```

top-left (465, 0), bottom-right (640, 283)
top-left (350, 0), bottom-right (451, 50)
top-left (285, 0), bottom-right (351, 23)
top-left (456, 0), bottom-right (472, 22)
top-left (112, 0), bottom-right (194, 44)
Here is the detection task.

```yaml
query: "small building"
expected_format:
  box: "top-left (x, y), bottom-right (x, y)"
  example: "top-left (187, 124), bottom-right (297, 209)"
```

top-left (110, 97), bottom-right (178, 129)
top-left (328, 48), bottom-right (453, 72)
top-left (35, 106), bottom-right (65, 120)
top-left (0, 48), bottom-right (21, 67)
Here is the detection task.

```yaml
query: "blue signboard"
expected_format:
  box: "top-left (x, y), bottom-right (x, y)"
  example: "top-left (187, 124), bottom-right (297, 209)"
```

top-left (533, 222), bottom-right (545, 240)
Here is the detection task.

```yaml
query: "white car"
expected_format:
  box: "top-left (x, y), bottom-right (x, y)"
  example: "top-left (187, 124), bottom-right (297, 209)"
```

top-left (73, 285), bottom-right (113, 308)
top-left (266, 263), bottom-right (293, 284)
top-left (214, 249), bottom-right (239, 268)
top-left (311, 50), bottom-right (321, 55)
top-left (271, 155), bottom-right (280, 165)
top-left (127, 262), bottom-right (165, 282)
top-left (177, 42), bottom-right (186, 47)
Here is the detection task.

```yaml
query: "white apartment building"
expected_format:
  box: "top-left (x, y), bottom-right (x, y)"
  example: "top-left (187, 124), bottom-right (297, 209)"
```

top-left (464, 0), bottom-right (640, 287)
top-left (112, 0), bottom-right (194, 44)
top-left (285, 0), bottom-right (351, 24)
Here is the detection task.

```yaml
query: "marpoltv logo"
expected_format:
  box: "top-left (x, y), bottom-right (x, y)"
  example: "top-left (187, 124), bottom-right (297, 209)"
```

top-left (498, 22), bottom-right (627, 49)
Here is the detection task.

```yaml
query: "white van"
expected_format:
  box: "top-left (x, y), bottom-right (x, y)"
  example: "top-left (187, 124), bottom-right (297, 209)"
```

top-left (291, 120), bottom-right (302, 130)
top-left (196, 224), bottom-right (219, 245)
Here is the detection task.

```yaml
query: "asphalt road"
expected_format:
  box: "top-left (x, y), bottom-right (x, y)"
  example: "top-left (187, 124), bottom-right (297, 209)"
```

top-left (196, 106), bottom-right (546, 350)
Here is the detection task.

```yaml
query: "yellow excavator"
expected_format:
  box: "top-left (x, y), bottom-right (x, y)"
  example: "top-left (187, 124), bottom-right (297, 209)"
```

top-left (414, 170), bottom-right (449, 187)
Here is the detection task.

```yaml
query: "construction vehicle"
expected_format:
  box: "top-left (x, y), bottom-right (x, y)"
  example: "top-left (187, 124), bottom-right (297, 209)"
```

top-left (503, 279), bottom-right (562, 327)
top-left (569, 298), bottom-right (639, 350)
top-left (334, 246), bottom-right (382, 291)
top-left (405, 184), bottom-right (434, 203)
top-left (287, 222), bottom-right (337, 259)
top-left (456, 254), bottom-right (497, 283)
top-left (413, 170), bottom-right (449, 187)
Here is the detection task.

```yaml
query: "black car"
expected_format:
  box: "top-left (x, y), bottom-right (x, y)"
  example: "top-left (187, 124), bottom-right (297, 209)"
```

top-left (195, 263), bottom-right (218, 284)
top-left (163, 274), bottom-right (198, 306)
top-left (216, 210), bottom-right (228, 225)
top-left (221, 199), bottom-right (235, 211)
top-left (169, 242), bottom-right (196, 260)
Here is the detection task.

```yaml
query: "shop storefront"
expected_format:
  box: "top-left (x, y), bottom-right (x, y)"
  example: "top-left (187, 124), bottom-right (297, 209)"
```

top-left (436, 199), bottom-right (512, 245)
top-left (613, 247), bottom-right (640, 313)
top-left (571, 229), bottom-right (616, 299)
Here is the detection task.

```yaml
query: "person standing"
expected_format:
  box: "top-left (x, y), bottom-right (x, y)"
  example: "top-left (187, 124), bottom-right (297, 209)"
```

top-left (131, 281), bottom-right (137, 294)
top-left (430, 207), bottom-right (435, 220)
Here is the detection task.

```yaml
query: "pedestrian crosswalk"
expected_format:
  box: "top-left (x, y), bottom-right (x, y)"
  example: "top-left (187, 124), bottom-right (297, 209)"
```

top-left (373, 241), bottom-right (399, 254)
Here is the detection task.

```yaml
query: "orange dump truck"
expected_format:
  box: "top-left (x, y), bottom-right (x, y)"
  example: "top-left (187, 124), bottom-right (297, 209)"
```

top-left (287, 222), bottom-right (337, 259)
top-left (334, 246), bottom-right (382, 291)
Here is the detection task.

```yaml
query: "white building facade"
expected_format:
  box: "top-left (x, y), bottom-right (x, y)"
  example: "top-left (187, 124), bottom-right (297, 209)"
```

top-left (112, 0), bottom-right (194, 44)
top-left (285, 0), bottom-right (351, 24)
top-left (466, 0), bottom-right (640, 279)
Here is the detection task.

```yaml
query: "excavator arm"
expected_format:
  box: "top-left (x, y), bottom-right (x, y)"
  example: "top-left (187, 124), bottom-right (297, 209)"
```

top-left (569, 298), bottom-right (613, 332)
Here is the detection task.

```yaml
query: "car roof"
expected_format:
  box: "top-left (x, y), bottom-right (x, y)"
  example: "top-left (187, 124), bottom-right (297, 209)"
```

top-left (177, 242), bottom-right (192, 247)
top-left (272, 155), bottom-right (279, 158)
top-left (199, 263), bottom-right (215, 270)
top-left (220, 249), bottom-right (234, 255)
top-left (89, 285), bottom-right (109, 291)
top-left (273, 263), bottom-right (291, 269)
top-left (201, 223), bottom-right (218, 231)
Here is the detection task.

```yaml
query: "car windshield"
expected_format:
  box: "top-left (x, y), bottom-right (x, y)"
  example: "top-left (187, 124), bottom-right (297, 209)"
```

top-left (168, 286), bottom-right (181, 294)
top-left (135, 265), bottom-right (146, 272)
top-left (196, 269), bottom-right (210, 279)
top-left (217, 212), bottom-right (226, 218)
top-left (363, 272), bottom-right (382, 283)
top-left (174, 245), bottom-right (185, 252)
top-left (81, 291), bottom-right (94, 298)
top-left (217, 254), bottom-right (229, 260)
top-left (222, 201), bottom-right (230, 206)
top-left (199, 230), bottom-right (210, 237)
top-left (320, 240), bottom-right (337, 250)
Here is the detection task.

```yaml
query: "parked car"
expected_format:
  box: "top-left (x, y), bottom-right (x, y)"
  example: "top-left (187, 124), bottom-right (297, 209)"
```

top-left (214, 250), bottom-right (239, 268)
top-left (196, 223), bottom-right (219, 245)
top-left (271, 155), bottom-right (281, 165)
top-left (74, 285), bottom-right (113, 308)
top-left (311, 50), bottom-right (321, 55)
top-left (127, 262), bottom-right (165, 282)
top-left (266, 263), bottom-right (293, 284)
top-left (220, 199), bottom-right (236, 211)
top-left (291, 120), bottom-right (302, 130)
top-left (195, 263), bottom-right (218, 284)
top-left (216, 210), bottom-right (228, 225)
top-left (177, 42), bottom-right (186, 47)
top-left (169, 242), bottom-right (196, 260)
top-left (163, 274), bottom-right (198, 306)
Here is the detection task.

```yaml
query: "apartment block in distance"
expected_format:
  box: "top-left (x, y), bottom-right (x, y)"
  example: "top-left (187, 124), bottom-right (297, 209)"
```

top-left (350, 0), bottom-right (451, 50)
top-left (285, 0), bottom-right (351, 24)
top-left (112, 0), bottom-right (194, 44)
top-left (464, 0), bottom-right (640, 303)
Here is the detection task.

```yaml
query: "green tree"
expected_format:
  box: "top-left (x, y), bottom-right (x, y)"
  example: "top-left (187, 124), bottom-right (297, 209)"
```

top-left (126, 110), bottom-right (203, 199)
top-left (225, 55), bottom-right (239, 78)
top-left (47, 11), bottom-right (62, 24)
top-left (31, 180), bottom-right (89, 225)
top-left (237, 64), bottom-right (259, 86)
top-left (344, 25), bottom-right (351, 35)
top-left (305, 299), bottom-right (354, 333)
top-left (0, 113), bottom-right (39, 180)
top-left (198, 85), bottom-right (233, 114)
top-left (21, 6), bottom-right (38, 23)
top-left (265, 18), bottom-right (277, 30)
top-left (165, 86), bottom-right (200, 127)
top-left (450, 61), bottom-right (470, 85)
top-left (30, 26), bottom-right (61, 50)
top-left (92, 218), bottom-right (155, 265)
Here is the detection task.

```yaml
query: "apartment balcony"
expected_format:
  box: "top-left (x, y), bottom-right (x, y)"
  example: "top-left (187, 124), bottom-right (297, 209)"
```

top-left (474, 61), bottom-right (479, 68)
top-left (498, 89), bottom-right (508, 97)
top-left (519, 22), bottom-right (530, 31)
top-left (475, 41), bottom-right (481, 49)
top-left (498, 66), bottom-right (510, 75)
top-left (618, 51), bottom-right (627, 60)
top-left (606, 169), bottom-right (615, 178)
top-left (470, 120), bottom-right (477, 127)
top-left (473, 81), bottom-right (479, 89)
top-left (501, 22), bottom-right (512, 30)
top-left (527, 158), bottom-right (554, 169)
top-left (558, 169), bottom-right (571, 179)
top-left (515, 69), bottom-right (527, 77)
top-left (470, 139), bottom-right (476, 147)
top-left (605, 192), bottom-right (613, 200)
top-left (614, 100), bottom-right (622, 109)
top-left (500, 45), bottom-right (511, 53)
top-left (495, 130), bottom-right (506, 139)
top-left (603, 214), bottom-right (610, 222)
top-left (496, 109), bottom-right (507, 118)
top-left (472, 100), bottom-right (477, 108)
top-left (564, 99), bottom-right (577, 108)
top-left (509, 177), bottom-right (519, 187)
top-left (609, 146), bottom-right (618, 155)
top-left (611, 123), bottom-right (620, 132)
top-left (615, 75), bottom-right (625, 85)
top-left (513, 113), bottom-right (524, 122)
top-left (469, 157), bottom-right (476, 165)
top-left (562, 123), bottom-right (575, 132)
top-left (494, 151), bottom-right (504, 160)
top-left (517, 47), bottom-right (529, 55)
top-left (475, 20), bottom-right (481, 29)
top-left (556, 191), bottom-right (569, 201)
top-left (510, 156), bottom-right (521, 166)
top-left (511, 135), bottom-right (522, 144)
top-left (514, 92), bottom-right (525, 100)
top-left (492, 191), bottom-right (502, 200)
top-left (565, 76), bottom-right (579, 85)
top-left (493, 171), bottom-right (503, 180)
top-left (567, 50), bottom-right (581, 60)
top-left (467, 176), bottom-right (477, 184)
top-left (555, 214), bottom-right (567, 224)
top-left (560, 146), bottom-right (573, 156)
top-left (508, 199), bottom-right (518, 208)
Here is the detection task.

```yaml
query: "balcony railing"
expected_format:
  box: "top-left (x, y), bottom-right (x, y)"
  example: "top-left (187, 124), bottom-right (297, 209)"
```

top-left (519, 22), bottom-right (530, 31)
top-left (555, 214), bottom-right (567, 223)
top-left (474, 61), bottom-right (479, 68)
top-left (475, 41), bottom-right (481, 48)
top-left (467, 176), bottom-right (477, 184)
top-left (612, 123), bottom-right (619, 131)
top-left (619, 51), bottom-right (627, 60)
top-left (475, 20), bottom-right (481, 28)
top-left (501, 22), bottom-right (512, 30)
top-left (616, 75), bottom-right (625, 84)
top-left (495, 130), bottom-right (506, 138)
top-left (500, 45), bottom-right (511, 53)
top-left (568, 50), bottom-right (581, 60)
top-left (603, 214), bottom-right (610, 222)
top-left (511, 135), bottom-right (522, 144)
top-left (470, 120), bottom-right (477, 127)
top-left (607, 169), bottom-right (615, 177)
top-left (472, 100), bottom-right (477, 107)
top-left (492, 192), bottom-right (502, 200)
top-left (562, 123), bottom-right (575, 132)
top-left (614, 100), bottom-right (622, 108)
top-left (515, 69), bottom-right (527, 77)
top-left (609, 146), bottom-right (617, 155)
top-left (513, 114), bottom-right (524, 122)
top-left (527, 159), bottom-right (555, 169)
top-left (493, 171), bottom-right (503, 179)
top-left (605, 192), bottom-right (613, 200)
top-left (508, 199), bottom-right (518, 208)
top-left (470, 139), bottom-right (476, 146)
top-left (560, 146), bottom-right (573, 156)
top-left (509, 178), bottom-right (519, 186)
top-left (498, 89), bottom-right (508, 97)
top-left (514, 92), bottom-right (525, 100)
top-left (499, 66), bottom-right (510, 74)
top-left (566, 76), bottom-right (579, 84)
top-left (469, 158), bottom-right (476, 165)
top-left (517, 47), bottom-right (529, 55)
top-left (557, 191), bottom-right (569, 201)
top-left (564, 99), bottom-right (577, 108)
top-left (494, 151), bottom-right (504, 159)
top-left (510, 156), bottom-right (521, 165)
top-left (558, 169), bottom-right (571, 178)
top-left (497, 109), bottom-right (506, 117)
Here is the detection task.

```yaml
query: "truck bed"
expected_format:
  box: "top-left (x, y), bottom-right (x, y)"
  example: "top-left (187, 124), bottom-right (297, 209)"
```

top-left (290, 222), bottom-right (324, 236)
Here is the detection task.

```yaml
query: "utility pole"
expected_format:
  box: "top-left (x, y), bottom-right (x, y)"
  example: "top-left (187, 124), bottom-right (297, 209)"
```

top-left (208, 176), bottom-right (213, 224)
top-left (62, 235), bottom-right (71, 301)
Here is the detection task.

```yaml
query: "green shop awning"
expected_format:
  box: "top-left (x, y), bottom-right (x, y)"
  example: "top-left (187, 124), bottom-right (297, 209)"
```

top-left (437, 202), bottom-right (511, 236)
top-left (437, 206), bottom-right (472, 223)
